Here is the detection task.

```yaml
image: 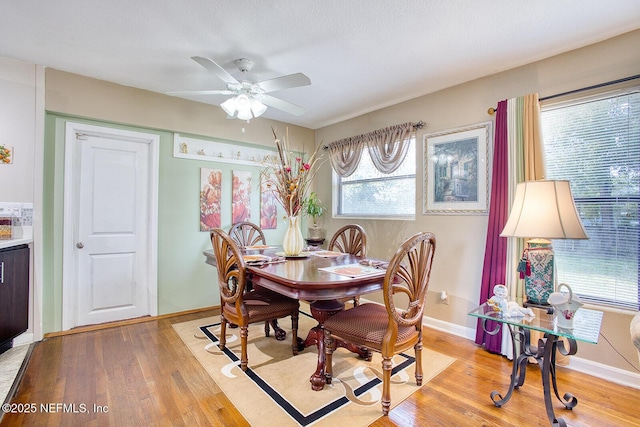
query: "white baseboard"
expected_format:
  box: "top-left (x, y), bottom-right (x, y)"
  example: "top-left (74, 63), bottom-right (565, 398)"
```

top-left (424, 314), bottom-right (476, 340)
top-left (567, 354), bottom-right (640, 390)
top-left (422, 314), bottom-right (640, 390)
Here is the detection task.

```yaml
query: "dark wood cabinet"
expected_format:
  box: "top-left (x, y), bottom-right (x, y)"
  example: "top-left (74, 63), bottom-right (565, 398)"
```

top-left (0, 244), bottom-right (29, 353)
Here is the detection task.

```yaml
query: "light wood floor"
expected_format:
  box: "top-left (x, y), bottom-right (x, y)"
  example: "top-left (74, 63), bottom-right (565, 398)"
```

top-left (1, 309), bottom-right (638, 427)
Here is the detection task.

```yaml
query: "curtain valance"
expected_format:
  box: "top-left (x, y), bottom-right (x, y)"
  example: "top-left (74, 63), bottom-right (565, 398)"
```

top-left (326, 122), bottom-right (419, 177)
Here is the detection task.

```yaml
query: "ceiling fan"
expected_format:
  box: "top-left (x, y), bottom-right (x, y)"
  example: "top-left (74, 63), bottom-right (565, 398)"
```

top-left (167, 56), bottom-right (311, 120)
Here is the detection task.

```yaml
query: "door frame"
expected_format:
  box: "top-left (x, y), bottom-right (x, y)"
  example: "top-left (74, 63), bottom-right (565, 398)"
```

top-left (62, 122), bottom-right (159, 331)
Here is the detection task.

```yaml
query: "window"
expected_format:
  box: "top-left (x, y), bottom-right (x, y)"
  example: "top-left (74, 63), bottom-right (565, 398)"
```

top-left (336, 138), bottom-right (415, 217)
top-left (541, 89), bottom-right (640, 310)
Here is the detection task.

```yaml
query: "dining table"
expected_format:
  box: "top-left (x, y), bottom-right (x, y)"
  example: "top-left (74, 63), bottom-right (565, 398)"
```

top-left (203, 246), bottom-right (387, 391)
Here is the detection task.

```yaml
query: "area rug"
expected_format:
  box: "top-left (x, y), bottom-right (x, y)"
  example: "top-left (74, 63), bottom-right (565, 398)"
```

top-left (173, 305), bottom-right (455, 427)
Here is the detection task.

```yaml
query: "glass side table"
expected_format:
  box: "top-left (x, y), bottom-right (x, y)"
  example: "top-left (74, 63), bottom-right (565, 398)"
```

top-left (469, 302), bottom-right (603, 427)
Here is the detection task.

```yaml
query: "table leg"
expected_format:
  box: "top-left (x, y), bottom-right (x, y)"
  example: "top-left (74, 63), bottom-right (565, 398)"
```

top-left (484, 317), bottom-right (580, 427)
top-left (302, 299), bottom-right (370, 391)
top-left (537, 334), bottom-right (578, 427)
top-left (490, 325), bottom-right (529, 407)
top-left (303, 300), bottom-right (345, 391)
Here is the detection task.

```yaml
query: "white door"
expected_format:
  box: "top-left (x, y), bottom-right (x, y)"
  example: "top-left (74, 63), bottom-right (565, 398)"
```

top-left (63, 122), bottom-right (158, 330)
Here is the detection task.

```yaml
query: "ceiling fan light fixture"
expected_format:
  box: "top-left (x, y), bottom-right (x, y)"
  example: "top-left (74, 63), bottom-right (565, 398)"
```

top-left (250, 98), bottom-right (267, 117)
top-left (221, 94), bottom-right (267, 120)
top-left (220, 97), bottom-right (237, 116)
top-left (181, 56), bottom-right (309, 118)
top-left (235, 95), bottom-right (254, 120)
top-left (237, 108), bottom-right (253, 121)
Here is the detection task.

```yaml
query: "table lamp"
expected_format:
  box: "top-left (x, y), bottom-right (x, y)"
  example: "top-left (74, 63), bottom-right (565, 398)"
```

top-left (500, 180), bottom-right (588, 306)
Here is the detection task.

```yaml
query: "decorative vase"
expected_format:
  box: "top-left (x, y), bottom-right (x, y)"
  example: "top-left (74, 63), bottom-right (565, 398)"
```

top-left (548, 283), bottom-right (583, 329)
top-left (307, 224), bottom-right (325, 240)
top-left (283, 215), bottom-right (304, 256)
top-left (524, 240), bottom-right (555, 305)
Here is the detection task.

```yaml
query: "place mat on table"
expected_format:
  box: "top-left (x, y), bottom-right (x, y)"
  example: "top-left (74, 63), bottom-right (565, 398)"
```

top-left (309, 250), bottom-right (346, 258)
top-left (318, 263), bottom-right (386, 278)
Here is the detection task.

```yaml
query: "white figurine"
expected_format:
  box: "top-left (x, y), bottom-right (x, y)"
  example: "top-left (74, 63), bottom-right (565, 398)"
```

top-left (487, 284), bottom-right (509, 313)
top-left (487, 284), bottom-right (535, 317)
top-left (505, 301), bottom-right (535, 317)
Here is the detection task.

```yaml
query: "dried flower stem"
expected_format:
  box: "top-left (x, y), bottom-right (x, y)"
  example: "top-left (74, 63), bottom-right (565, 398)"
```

top-left (261, 127), bottom-right (324, 218)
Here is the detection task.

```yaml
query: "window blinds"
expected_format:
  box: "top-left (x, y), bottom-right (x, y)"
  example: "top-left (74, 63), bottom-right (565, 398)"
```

top-left (542, 89), bottom-right (640, 309)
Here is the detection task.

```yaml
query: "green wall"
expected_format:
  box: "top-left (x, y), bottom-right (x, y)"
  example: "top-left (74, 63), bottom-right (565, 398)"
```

top-left (42, 113), bottom-right (289, 333)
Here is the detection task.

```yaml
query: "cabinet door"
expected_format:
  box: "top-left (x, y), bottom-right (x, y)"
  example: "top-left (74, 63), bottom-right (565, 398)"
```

top-left (0, 246), bottom-right (30, 344)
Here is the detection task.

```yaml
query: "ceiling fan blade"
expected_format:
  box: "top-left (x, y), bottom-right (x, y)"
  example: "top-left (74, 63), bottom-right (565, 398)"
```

top-left (191, 56), bottom-right (239, 85)
top-left (257, 73), bottom-right (311, 93)
top-left (166, 89), bottom-right (236, 96)
top-left (260, 94), bottom-right (305, 116)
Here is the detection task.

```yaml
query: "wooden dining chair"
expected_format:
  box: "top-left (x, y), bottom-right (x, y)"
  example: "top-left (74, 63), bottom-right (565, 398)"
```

top-left (328, 224), bottom-right (367, 257)
top-left (228, 221), bottom-right (285, 340)
top-left (210, 228), bottom-right (299, 371)
top-left (323, 231), bottom-right (436, 415)
top-left (328, 224), bottom-right (367, 306)
top-left (229, 221), bottom-right (266, 248)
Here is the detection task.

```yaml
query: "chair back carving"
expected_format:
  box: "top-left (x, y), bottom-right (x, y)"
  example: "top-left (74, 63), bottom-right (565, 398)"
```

top-left (229, 221), bottom-right (266, 248)
top-left (328, 224), bottom-right (367, 256)
top-left (211, 228), bottom-right (247, 306)
top-left (384, 232), bottom-right (436, 330)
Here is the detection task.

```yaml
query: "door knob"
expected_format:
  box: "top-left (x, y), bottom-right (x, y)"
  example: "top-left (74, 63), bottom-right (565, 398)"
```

top-left (76, 242), bottom-right (84, 249)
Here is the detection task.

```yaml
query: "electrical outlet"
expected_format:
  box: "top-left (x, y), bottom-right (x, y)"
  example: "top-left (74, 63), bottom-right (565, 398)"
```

top-left (440, 290), bottom-right (449, 305)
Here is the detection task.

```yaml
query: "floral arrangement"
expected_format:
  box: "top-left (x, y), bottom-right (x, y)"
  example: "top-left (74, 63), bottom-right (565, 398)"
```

top-left (261, 128), bottom-right (323, 218)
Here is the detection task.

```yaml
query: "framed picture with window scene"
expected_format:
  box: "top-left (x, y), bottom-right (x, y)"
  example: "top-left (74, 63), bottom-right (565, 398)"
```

top-left (423, 122), bottom-right (492, 214)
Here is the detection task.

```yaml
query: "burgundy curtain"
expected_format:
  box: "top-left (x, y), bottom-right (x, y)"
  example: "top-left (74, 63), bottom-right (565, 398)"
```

top-left (475, 100), bottom-right (509, 352)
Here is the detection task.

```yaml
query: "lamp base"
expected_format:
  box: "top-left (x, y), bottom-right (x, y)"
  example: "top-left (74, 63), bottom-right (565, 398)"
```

top-left (523, 239), bottom-right (554, 308)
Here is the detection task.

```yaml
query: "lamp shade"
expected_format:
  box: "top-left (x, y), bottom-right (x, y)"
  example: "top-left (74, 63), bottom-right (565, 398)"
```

top-left (500, 180), bottom-right (588, 239)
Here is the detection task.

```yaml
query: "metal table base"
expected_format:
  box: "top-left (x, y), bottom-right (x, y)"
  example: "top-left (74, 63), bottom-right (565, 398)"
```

top-left (481, 319), bottom-right (579, 427)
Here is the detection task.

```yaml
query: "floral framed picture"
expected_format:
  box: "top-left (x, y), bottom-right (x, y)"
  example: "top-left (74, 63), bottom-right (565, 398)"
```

top-left (423, 122), bottom-right (492, 214)
top-left (0, 145), bottom-right (13, 164)
top-left (232, 170), bottom-right (252, 224)
top-left (260, 173), bottom-right (278, 230)
top-left (200, 168), bottom-right (222, 231)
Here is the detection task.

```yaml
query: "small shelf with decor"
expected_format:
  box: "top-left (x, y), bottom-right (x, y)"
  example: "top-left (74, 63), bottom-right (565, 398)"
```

top-left (172, 133), bottom-right (277, 167)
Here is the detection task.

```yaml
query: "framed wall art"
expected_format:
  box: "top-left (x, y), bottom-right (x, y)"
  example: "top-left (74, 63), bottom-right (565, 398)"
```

top-left (232, 170), bottom-right (252, 224)
top-left (0, 144), bottom-right (13, 164)
top-left (423, 122), bottom-right (492, 214)
top-left (200, 168), bottom-right (222, 231)
top-left (260, 173), bottom-right (278, 230)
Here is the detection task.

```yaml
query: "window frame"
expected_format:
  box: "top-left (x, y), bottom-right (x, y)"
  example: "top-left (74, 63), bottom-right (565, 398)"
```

top-left (332, 137), bottom-right (416, 220)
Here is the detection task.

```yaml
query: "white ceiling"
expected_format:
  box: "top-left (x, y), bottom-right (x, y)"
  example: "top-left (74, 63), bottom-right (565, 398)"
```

top-left (1, 1), bottom-right (639, 129)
